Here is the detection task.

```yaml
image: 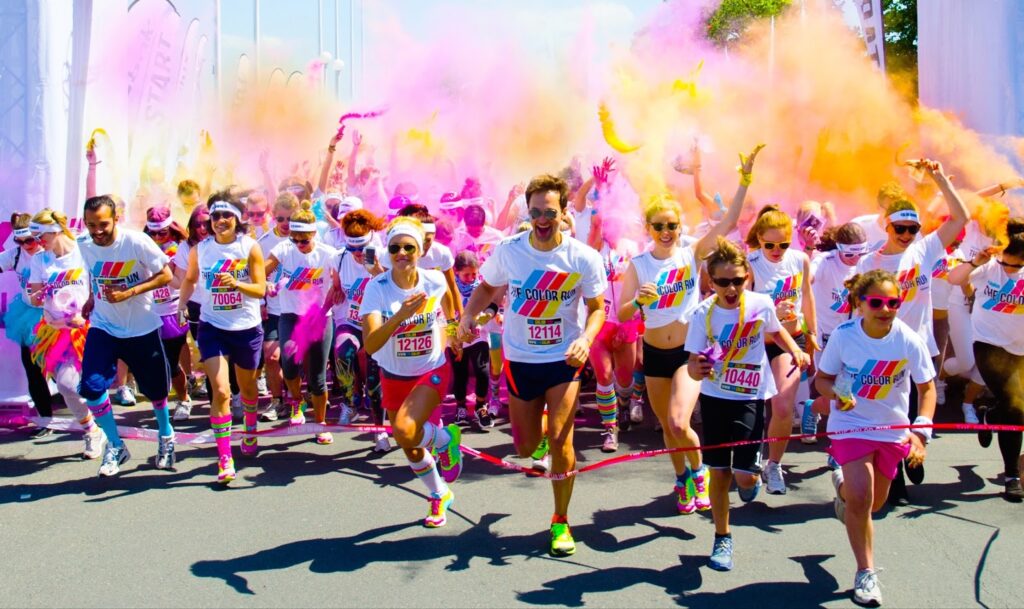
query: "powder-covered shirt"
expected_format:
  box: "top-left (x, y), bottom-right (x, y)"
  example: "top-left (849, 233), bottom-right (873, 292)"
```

top-left (630, 246), bottom-right (699, 329)
top-left (29, 247), bottom-right (89, 321)
top-left (969, 258), bottom-right (1024, 356)
top-left (269, 241), bottom-right (339, 316)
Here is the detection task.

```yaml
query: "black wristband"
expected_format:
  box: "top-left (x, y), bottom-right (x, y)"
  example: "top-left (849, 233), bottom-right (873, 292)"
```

top-left (485, 302), bottom-right (499, 315)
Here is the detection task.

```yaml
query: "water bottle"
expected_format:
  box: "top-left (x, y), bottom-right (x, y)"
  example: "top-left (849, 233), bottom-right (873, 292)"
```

top-left (834, 369), bottom-right (855, 411)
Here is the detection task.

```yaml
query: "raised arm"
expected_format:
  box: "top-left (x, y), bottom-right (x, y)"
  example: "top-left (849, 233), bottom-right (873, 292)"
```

top-left (318, 131), bottom-right (343, 194)
top-left (917, 160), bottom-right (969, 248)
top-left (694, 144), bottom-right (763, 259)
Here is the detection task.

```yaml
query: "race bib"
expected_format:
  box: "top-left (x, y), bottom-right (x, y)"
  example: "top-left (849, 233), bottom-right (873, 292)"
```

top-left (718, 362), bottom-right (762, 396)
top-left (396, 330), bottom-right (433, 358)
top-left (212, 290), bottom-right (243, 311)
top-left (346, 303), bottom-right (362, 324)
top-left (153, 286), bottom-right (173, 305)
top-left (527, 318), bottom-right (563, 346)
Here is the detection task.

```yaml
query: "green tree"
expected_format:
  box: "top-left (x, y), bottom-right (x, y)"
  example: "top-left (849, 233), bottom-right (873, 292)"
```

top-left (705, 0), bottom-right (792, 45)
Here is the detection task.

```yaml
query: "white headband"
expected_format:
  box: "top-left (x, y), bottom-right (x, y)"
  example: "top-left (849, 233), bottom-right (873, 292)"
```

top-left (345, 233), bottom-right (372, 247)
top-left (888, 210), bottom-right (920, 225)
top-left (13, 227), bottom-right (33, 239)
top-left (29, 222), bottom-right (62, 234)
top-left (386, 224), bottom-right (424, 252)
top-left (420, 223), bottom-right (436, 234)
top-left (289, 221), bottom-right (318, 233)
top-left (837, 242), bottom-right (869, 256)
top-left (146, 217), bottom-right (174, 231)
top-left (209, 201), bottom-right (242, 220)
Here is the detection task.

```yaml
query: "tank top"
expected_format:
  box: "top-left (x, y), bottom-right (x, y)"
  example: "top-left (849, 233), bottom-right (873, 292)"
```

top-left (748, 247), bottom-right (806, 325)
top-left (631, 246), bottom-right (699, 329)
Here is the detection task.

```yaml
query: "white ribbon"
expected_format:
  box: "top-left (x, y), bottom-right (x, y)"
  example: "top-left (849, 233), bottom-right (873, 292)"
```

top-left (888, 210), bottom-right (920, 224)
top-left (420, 222), bottom-right (436, 234)
top-left (29, 222), bottom-right (62, 234)
top-left (13, 227), bottom-right (33, 239)
top-left (209, 201), bottom-right (242, 220)
top-left (146, 217), bottom-right (174, 231)
top-left (289, 221), bottom-right (318, 233)
top-left (345, 233), bottom-right (372, 247)
top-left (386, 224), bottom-right (424, 251)
top-left (837, 242), bottom-right (869, 255)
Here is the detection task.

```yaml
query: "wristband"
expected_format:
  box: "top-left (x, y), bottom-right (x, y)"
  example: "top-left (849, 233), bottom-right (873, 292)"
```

top-left (328, 145), bottom-right (336, 153)
top-left (485, 302), bottom-right (499, 316)
top-left (739, 172), bottom-right (752, 188)
top-left (632, 298), bottom-right (642, 309)
top-left (968, 260), bottom-right (980, 268)
top-left (912, 416), bottom-right (933, 444)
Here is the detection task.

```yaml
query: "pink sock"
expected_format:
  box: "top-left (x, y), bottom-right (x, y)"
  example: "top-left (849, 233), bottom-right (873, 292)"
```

top-left (210, 414), bottom-right (233, 461)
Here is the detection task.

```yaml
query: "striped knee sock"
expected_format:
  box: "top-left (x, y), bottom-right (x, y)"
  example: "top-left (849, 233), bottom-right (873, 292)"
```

top-left (210, 414), bottom-right (233, 461)
top-left (409, 451), bottom-right (448, 497)
top-left (79, 414), bottom-right (97, 434)
top-left (86, 393), bottom-right (122, 447)
top-left (596, 383), bottom-right (618, 429)
top-left (488, 372), bottom-right (501, 397)
top-left (416, 422), bottom-right (452, 450)
top-left (631, 371), bottom-right (646, 403)
top-left (242, 396), bottom-right (258, 434)
top-left (615, 383), bottom-right (631, 409)
top-left (152, 398), bottom-right (173, 437)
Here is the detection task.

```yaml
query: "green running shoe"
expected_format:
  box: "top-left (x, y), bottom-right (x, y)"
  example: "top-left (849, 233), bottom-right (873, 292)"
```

top-left (549, 522), bottom-right (576, 557)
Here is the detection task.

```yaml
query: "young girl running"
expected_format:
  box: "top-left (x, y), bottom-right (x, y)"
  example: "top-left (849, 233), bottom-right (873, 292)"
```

top-left (744, 204), bottom-right (819, 494)
top-left (265, 201), bottom-right (341, 445)
top-left (816, 270), bottom-right (936, 606)
top-left (948, 218), bottom-right (1024, 501)
top-left (179, 193), bottom-right (267, 484)
top-left (26, 209), bottom-right (104, 459)
top-left (452, 251), bottom-right (497, 429)
top-left (361, 217), bottom-right (464, 527)
top-left (618, 144), bottom-right (761, 511)
top-left (686, 238), bottom-right (810, 571)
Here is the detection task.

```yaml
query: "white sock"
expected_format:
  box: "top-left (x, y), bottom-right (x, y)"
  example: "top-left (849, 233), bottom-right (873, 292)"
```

top-left (409, 452), bottom-right (448, 497)
top-left (416, 422), bottom-right (451, 450)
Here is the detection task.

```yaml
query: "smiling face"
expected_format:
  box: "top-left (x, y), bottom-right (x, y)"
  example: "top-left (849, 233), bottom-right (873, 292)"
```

top-left (527, 190), bottom-right (562, 244)
top-left (388, 235), bottom-right (420, 271)
top-left (646, 209), bottom-right (682, 249)
top-left (210, 210), bottom-right (238, 241)
top-left (886, 221), bottom-right (920, 251)
top-left (84, 205), bottom-right (117, 246)
top-left (709, 262), bottom-right (748, 308)
top-left (758, 227), bottom-right (791, 263)
top-left (857, 280), bottom-right (901, 329)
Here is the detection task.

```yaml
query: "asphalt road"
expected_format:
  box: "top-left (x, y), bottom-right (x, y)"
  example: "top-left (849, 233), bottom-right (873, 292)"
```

top-left (1, 391), bottom-right (1021, 608)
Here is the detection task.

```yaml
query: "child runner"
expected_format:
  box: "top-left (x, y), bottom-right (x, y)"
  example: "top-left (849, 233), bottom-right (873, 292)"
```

top-left (459, 174), bottom-right (607, 557)
top-left (686, 237), bottom-right (809, 571)
top-left (816, 269), bottom-right (936, 607)
top-left (361, 217), bottom-right (464, 527)
top-left (452, 251), bottom-right (497, 429)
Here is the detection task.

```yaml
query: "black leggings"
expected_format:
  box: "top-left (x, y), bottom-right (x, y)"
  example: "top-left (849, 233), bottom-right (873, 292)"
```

top-left (21, 346), bottom-right (51, 416)
top-left (974, 341), bottom-right (1024, 478)
top-left (452, 341), bottom-right (489, 405)
top-left (162, 332), bottom-right (188, 381)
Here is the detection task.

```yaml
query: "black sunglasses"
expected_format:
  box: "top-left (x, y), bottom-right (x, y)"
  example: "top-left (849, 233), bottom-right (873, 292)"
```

top-left (245, 210), bottom-right (267, 217)
top-left (529, 208), bottom-right (559, 220)
top-left (388, 243), bottom-right (418, 255)
top-left (650, 222), bottom-right (680, 232)
top-left (862, 296), bottom-right (902, 310)
top-left (210, 212), bottom-right (235, 221)
top-left (998, 259), bottom-right (1024, 269)
top-left (762, 241), bottom-right (791, 250)
top-left (711, 276), bottom-right (747, 288)
top-left (892, 224), bottom-right (920, 235)
top-left (346, 245), bottom-right (366, 253)
top-left (15, 237), bottom-right (38, 246)
top-left (275, 215), bottom-right (289, 223)
top-left (290, 237), bottom-right (311, 246)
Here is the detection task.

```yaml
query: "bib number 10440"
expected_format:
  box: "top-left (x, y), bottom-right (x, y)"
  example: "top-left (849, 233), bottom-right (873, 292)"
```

top-left (527, 318), bottom-right (563, 346)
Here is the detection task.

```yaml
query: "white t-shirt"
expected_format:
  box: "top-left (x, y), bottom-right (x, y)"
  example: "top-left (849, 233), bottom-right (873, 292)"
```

top-left (600, 244), bottom-right (632, 321)
top-left (172, 241), bottom-right (199, 304)
top-left (631, 246), bottom-right (699, 329)
top-left (0, 246), bottom-right (37, 305)
top-left (857, 231), bottom-right (945, 356)
top-left (811, 251), bottom-right (857, 343)
top-left (480, 231), bottom-right (607, 363)
top-left (334, 250), bottom-right (373, 329)
top-left (929, 252), bottom-right (955, 312)
top-left (819, 318), bottom-right (935, 443)
top-left (748, 247), bottom-right (808, 324)
top-left (80, 229), bottom-right (168, 338)
top-left (195, 235), bottom-right (262, 331)
top-left (29, 247), bottom-right (89, 321)
top-left (850, 214), bottom-right (888, 252)
top-left (969, 258), bottom-right (1024, 355)
top-left (269, 241), bottom-right (338, 316)
top-left (359, 268), bottom-right (449, 376)
top-left (150, 240), bottom-right (184, 317)
top-left (570, 205), bottom-right (596, 248)
top-left (450, 225), bottom-right (506, 264)
top-left (685, 291), bottom-right (781, 400)
top-left (258, 229), bottom-right (288, 316)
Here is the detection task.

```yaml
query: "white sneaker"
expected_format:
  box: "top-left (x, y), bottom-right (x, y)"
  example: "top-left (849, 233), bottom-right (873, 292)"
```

top-left (373, 432), bottom-right (392, 453)
top-left (117, 385), bottom-right (136, 406)
top-left (256, 374), bottom-right (269, 396)
top-left (764, 460), bottom-right (787, 495)
top-left (260, 399), bottom-right (281, 422)
top-left (83, 428), bottom-right (105, 460)
top-left (155, 435), bottom-right (176, 470)
top-left (963, 403), bottom-right (980, 425)
top-left (338, 404), bottom-right (356, 425)
top-left (532, 454), bottom-right (551, 473)
top-left (629, 398), bottom-right (644, 423)
top-left (832, 468), bottom-right (846, 523)
top-left (98, 443), bottom-right (131, 476)
top-left (853, 568), bottom-right (882, 607)
top-left (230, 394), bottom-right (242, 422)
top-left (172, 400), bottom-right (192, 421)
top-left (935, 379), bottom-right (947, 406)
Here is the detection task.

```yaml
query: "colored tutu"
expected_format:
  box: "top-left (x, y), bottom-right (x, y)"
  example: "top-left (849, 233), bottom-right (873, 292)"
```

top-left (29, 319), bottom-right (88, 379)
top-left (3, 295), bottom-right (42, 347)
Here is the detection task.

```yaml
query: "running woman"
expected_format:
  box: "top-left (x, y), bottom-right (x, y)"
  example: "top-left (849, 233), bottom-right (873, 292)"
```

top-left (948, 218), bottom-right (1024, 501)
top-left (619, 145), bottom-right (761, 513)
top-left (178, 192), bottom-right (266, 484)
top-left (361, 217), bottom-right (464, 528)
top-left (816, 270), bottom-right (936, 606)
top-left (856, 159), bottom-right (967, 490)
top-left (265, 201), bottom-right (341, 445)
top-left (1, 212), bottom-right (51, 436)
top-left (744, 204), bottom-right (819, 494)
top-left (143, 207), bottom-right (192, 419)
top-left (686, 238), bottom-right (810, 571)
top-left (459, 174), bottom-right (608, 557)
top-left (78, 195), bottom-right (176, 476)
top-left (257, 192), bottom-right (299, 421)
top-left (332, 209), bottom-right (389, 451)
top-left (24, 209), bottom-right (104, 458)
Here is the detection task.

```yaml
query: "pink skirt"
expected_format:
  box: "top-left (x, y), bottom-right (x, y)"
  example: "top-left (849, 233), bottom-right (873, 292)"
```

top-left (828, 438), bottom-right (910, 481)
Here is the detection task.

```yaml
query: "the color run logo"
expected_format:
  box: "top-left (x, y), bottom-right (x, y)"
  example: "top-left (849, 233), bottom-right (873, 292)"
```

top-left (648, 267), bottom-right (695, 310)
top-left (393, 295), bottom-right (442, 334)
top-left (715, 320), bottom-right (764, 361)
top-left (931, 256), bottom-right (957, 280)
top-left (896, 266), bottom-right (928, 301)
top-left (829, 287), bottom-right (851, 314)
top-left (769, 273), bottom-right (802, 305)
top-left (203, 259), bottom-right (249, 310)
top-left (509, 270), bottom-right (581, 318)
top-left (346, 277), bottom-right (370, 322)
top-left (981, 279), bottom-right (1024, 314)
top-left (91, 260), bottom-right (140, 300)
top-left (285, 267), bottom-right (325, 290)
top-left (46, 269), bottom-right (85, 295)
top-left (162, 242), bottom-right (179, 258)
top-left (853, 359), bottom-right (908, 399)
